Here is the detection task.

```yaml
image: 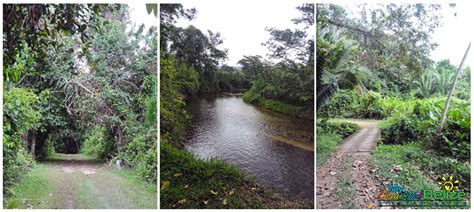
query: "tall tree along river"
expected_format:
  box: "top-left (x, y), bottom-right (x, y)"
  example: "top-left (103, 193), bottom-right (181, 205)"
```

top-left (186, 94), bottom-right (314, 199)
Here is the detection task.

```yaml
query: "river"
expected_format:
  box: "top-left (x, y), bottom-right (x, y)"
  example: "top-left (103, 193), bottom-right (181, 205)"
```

top-left (186, 94), bottom-right (314, 199)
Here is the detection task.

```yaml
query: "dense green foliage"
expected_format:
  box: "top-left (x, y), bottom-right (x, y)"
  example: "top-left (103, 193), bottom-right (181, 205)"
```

top-left (80, 126), bottom-right (113, 159)
top-left (316, 3), bottom-right (470, 204)
top-left (379, 97), bottom-right (470, 161)
top-left (317, 119), bottom-right (360, 138)
top-left (319, 90), bottom-right (387, 119)
top-left (3, 4), bottom-right (157, 195)
top-left (3, 87), bottom-right (41, 190)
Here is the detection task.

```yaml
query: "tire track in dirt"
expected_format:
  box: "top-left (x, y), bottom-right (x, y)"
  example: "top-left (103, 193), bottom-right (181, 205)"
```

top-left (317, 120), bottom-right (382, 209)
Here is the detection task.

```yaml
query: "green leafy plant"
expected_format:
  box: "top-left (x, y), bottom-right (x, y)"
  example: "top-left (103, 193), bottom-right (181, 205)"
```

top-left (80, 126), bottom-right (113, 159)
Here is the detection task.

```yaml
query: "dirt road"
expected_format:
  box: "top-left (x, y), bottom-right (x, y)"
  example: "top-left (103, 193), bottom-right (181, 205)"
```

top-left (4, 154), bottom-right (157, 209)
top-left (316, 119), bottom-right (381, 209)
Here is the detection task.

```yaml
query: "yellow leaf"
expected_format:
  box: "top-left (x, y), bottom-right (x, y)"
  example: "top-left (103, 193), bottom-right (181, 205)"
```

top-left (229, 190), bottom-right (234, 196)
top-left (367, 202), bottom-right (374, 209)
top-left (161, 180), bottom-right (170, 190)
top-left (172, 199), bottom-right (187, 208)
top-left (174, 172), bottom-right (182, 177)
top-left (210, 190), bottom-right (219, 195)
top-left (203, 200), bottom-right (208, 205)
top-left (223, 198), bottom-right (228, 205)
top-left (184, 184), bottom-right (189, 189)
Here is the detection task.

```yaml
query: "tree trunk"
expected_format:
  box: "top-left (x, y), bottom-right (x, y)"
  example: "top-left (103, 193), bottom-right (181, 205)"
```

top-left (437, 42), bottom-right (471, 132)
top-left (30, 129), bottom-right (37, 158)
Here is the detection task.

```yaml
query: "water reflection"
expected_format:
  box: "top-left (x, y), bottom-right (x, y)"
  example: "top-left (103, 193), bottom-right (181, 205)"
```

top-left (186, 94), bottom-right (314, 199)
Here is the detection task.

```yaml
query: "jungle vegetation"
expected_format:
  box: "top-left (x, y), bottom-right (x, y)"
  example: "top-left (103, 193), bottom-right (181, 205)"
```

top-left (317, 3), bottom-right (470, 194)
top-left (3, 4), bottom-right (158, 198)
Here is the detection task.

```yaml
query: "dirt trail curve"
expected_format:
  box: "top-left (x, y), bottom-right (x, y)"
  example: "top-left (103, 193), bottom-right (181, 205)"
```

top-left (317, 120), bottom-right (382, 209)
top-left (340, 121), bottom-right (380, 154)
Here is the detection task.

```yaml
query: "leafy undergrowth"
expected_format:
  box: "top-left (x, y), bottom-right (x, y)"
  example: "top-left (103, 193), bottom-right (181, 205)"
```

top-left (369, 142), bottom-right (470, 193)
top-left (160, 142), bottom-right (313, 209)
top-left (243, 89), bottom-right (313, 119)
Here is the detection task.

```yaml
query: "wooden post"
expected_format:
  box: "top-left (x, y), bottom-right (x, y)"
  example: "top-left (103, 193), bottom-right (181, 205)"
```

top-left (437, 42), bottom-right (471, 132)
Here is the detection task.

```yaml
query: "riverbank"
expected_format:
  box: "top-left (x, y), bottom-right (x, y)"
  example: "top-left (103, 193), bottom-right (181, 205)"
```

top-left (242, 91), bottom-right (313, 120)
top-left (160, 142), bottom-right (313, 209)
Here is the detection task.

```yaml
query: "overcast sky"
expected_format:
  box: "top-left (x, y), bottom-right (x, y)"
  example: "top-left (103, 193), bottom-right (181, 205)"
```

top-left (172, 2), bottom-right (472, 69)
top-left (176, 1), bottom-right (312, 66)
top-left (430, 2), bottom-right (473, 68)
top-left (129, 4), bottom-right (157, 35)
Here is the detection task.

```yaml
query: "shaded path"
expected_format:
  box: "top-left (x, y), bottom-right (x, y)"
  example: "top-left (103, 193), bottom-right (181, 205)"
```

top-left (317, 119), bottom-right (381, 209)
top-left (5, 153), bottom-right (157, 209)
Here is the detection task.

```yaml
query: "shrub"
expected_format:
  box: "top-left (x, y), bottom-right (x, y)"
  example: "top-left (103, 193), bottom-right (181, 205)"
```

top-left (380, 97), bottom-right (470, 161)
top-left (242, 80), bottom-right (265, 103)
top-left (318, 90), bottom-right (389, 119)
top-left (119, 128), bottom-right (157, 183)
top-left (3, 87), bottom-right (42, 191)
top-left (81, 126), bottom-right (113, 159)
top-left (318, 90), bottom-right (361, 118)
top-left (317, 119), bottom-right (360, 138)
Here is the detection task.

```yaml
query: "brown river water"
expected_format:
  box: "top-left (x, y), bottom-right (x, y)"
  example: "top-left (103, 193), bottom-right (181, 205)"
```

top-left (186, 94), bottom-right (314, 199)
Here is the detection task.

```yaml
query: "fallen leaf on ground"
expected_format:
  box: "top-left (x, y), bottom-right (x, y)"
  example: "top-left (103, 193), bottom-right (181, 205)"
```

top-left (229, 190), bottom-right (234, 196)
top-left (161, 180), bottom-right (170, 190)
top-left (210, 190), bottom-right (219, 195)
top-left (391, 165), bottom-right (402, 172)
top-left (353, 160), bottom-right (363, 169)
top-left (367, 202), bottom-right (374, 209)
top-left (172, 199), bottom-right (187, 208)
top-left (184, 184), bottom-right (189, 189)
top-left (174, 173), bottom-right (182, 177)
top-left (223, 198), bottom-right (228, 205)
top-left (330, 171), bottom-right (337, 176)
top-left (203, 200), bottom-right (209, 205)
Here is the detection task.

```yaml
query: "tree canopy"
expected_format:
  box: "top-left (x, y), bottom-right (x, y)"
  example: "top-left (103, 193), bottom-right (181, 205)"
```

top-left (3, 4), bottom-right (158, 194)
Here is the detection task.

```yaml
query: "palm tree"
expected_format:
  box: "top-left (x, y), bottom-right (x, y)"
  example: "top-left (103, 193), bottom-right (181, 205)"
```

top-left (316, 25), bottom-right (360, 111)
top-left (435, 68), bottom-right (454, 95)
top-left (414, 71), bottom-right (435, 98)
